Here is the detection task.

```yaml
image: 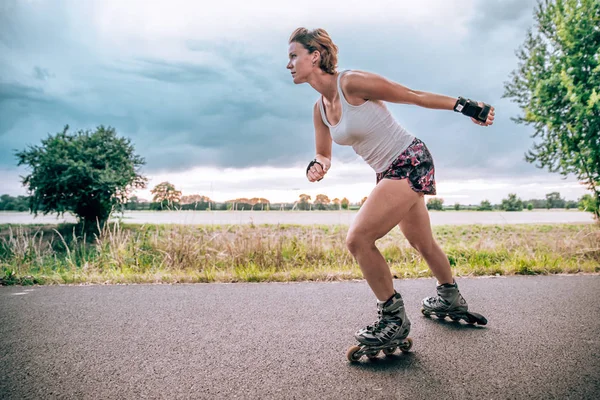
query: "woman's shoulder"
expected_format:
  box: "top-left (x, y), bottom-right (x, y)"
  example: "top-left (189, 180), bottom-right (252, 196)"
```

top-left (339, 69), bottom-right (378, 90)
top-left (339, 70), bottom-right (379, 102)
top-left (313, 96), bottom-right (325, 116)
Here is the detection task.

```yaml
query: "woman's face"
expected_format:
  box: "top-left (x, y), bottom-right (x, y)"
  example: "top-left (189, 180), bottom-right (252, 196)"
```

top-left (287, 42), bottom-right (317, 84)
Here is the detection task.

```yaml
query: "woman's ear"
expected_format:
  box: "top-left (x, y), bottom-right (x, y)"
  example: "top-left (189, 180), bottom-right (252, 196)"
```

top-left (312, 51), bottom-right (320, 65)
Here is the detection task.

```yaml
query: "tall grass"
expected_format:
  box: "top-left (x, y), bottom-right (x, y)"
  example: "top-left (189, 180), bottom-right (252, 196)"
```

top-left (0, 222), bottom-right (598, 285)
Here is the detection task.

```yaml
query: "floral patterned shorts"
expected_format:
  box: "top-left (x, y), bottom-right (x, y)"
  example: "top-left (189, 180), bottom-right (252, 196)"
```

top-left (375, 137), bottom-right (437, 195)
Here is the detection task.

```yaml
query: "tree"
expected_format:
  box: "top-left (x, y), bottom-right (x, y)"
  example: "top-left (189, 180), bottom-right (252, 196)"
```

top-left (478, 200), bottom-right (493, 211)
top-left (151, 182), bottom-right (182, 209)
top-left (223, 198), bottom-right (258, 211)
top-left (314, 194), bottom-right (330, 210)
top-left (125, 196), bottom-right (141, 211)
top-left (341, 197), bottom-right (350, 210)
top-left (525, 198), bottom-right (548, 209)
top-left (501, 193), bottom-right (524, 211)
top-left (545, 192), bottom-right (566, 209)
top-left (249, 197), bottom-right (270, 210)
top-left (454, 203), bottom-right (461, 211)
top-left (180, 195), bottom-right (214, 210)
top-left (296, 194), bottom-right (312, 211)
top-left (332, 198), bottom-right (341, 210)
top-left (565, 200), bottom-right (578, 209)
top-left (578, 194), bottom-right (598, 213)
top-left (427, 197), bottom-right (444, 211)
top-left (527, 203), bottom-right (534, 210)
top-left (504, 0), bottom-right (600, 219)
top-left (181, 195), bottom-right (211, 205)
top-left (15, 125), bottom-right (146, 228)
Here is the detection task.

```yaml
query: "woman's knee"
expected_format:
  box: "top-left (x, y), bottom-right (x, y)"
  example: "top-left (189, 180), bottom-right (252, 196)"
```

top-left (408, 239), bottom-right (434, 257)
top-left (345, 229), bottom-right (374, 254)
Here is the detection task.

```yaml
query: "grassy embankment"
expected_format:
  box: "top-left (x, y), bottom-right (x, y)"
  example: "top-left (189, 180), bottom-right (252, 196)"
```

top-left (0, 222), bottom-right (598, 285)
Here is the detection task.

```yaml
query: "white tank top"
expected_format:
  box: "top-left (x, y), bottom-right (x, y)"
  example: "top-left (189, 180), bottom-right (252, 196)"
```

top-left (318, 70), bottom-right (415, 173)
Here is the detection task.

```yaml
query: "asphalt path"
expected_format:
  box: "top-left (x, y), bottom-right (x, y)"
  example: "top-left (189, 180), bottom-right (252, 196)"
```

top-left (1, 275), bottom-right (599, 399)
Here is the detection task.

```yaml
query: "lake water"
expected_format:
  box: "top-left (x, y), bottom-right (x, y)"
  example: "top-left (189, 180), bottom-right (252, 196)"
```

top-left (0, 210), bottom-right (595, 226)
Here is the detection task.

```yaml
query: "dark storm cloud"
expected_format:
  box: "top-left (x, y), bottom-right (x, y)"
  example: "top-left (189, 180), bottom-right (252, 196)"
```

top-left (470, 0), bottom-right (537, 33)
top-left (0, 0), bottom-right (544, 183)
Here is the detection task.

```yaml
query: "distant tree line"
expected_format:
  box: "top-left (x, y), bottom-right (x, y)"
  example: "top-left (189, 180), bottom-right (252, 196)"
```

top-left (426, 191), bottom-right (590, 212)
top-left (3, 189), bottom-right (593, 214)
top-left (0, 195), bottom-right (29, 211)
top-left (114, 183), bottom-right (361, 212)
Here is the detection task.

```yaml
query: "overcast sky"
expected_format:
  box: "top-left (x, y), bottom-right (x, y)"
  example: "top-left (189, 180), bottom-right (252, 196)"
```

top-left (0, 0), bottom-right (589, 204)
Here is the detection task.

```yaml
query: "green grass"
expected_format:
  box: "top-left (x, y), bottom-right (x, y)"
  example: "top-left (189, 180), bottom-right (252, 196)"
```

top-left (0, 222), bottom-right (598, 285)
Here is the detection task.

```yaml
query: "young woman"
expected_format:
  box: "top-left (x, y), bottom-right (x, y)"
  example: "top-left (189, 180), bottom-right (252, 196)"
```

top-left (287, 28), bottom-right (494, 348)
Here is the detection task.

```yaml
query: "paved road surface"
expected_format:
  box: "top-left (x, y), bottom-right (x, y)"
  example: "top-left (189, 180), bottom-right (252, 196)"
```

top-left (1, 275), bottom-right (599, 399)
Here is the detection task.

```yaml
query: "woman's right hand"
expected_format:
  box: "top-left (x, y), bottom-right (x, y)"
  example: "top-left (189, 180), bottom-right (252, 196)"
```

top-left (306, 157), bottom-right (330, 182)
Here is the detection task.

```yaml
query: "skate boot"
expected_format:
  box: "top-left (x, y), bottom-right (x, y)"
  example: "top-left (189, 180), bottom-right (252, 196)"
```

top-left (421, 281), bottom-right (487, 325)
top-left (346, 292), bottom-right (413, 362)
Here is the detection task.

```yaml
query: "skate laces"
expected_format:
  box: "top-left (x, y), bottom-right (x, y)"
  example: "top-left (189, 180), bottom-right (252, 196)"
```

top-left (364, 309), bottom-right (384, 333)
top-left (366, 308), bottom-right (401, 334)
top-left (428, 296), bottom-right (451, 308)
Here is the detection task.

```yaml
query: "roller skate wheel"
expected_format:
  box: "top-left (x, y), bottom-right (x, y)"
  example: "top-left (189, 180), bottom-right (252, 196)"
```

top-left (400, 337), bottom-right (413, 353)
top-left (383, 347), bottom-right (397, 356)
top-left (436, 314), bottom-right (447, 320)
top-left (346, 345), bottom-right (363, 362)
top-left (366, 350), bottom-right (380, 360)
top-left (421, 309), bottom-right (431, 317)
top-left (450, 316), bottom-right (462, 322)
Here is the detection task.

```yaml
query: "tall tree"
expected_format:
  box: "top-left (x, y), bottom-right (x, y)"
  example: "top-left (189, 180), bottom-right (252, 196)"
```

top-left (426, 198), bottom-right (444, 211)
top-left (545, 191), bottom-right (566, 208)
top-left (501, 193), bottom-right (524, 211)
top-left (180, 194), bottom-right (214, 210)
top-left (151, 182), bottom-right (182, 209)
top-left (478, 200), bottom-right (493, 211)
top-left (504, 0), bottom-right (600, 219)
top-left (180, 195), bottom-right (212, 205)
top-left (295, 194), bottom-right (312, 211)
top-left (314, 194), bottom-right (330, 205)
top-left (341, 197), bottom-right (350, 210)
top-left (314, 194), bottom-right (330, 210)
top-left (249, 197), bottom-right (270, 210)
top-left (15, 125), bottom-right (146, 228)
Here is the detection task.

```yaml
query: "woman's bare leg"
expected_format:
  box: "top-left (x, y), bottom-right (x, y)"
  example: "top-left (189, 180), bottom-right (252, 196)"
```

top-left (398, 198), bottom-right (453, 284)
top-left (346, 178), bottom-right (421, 301)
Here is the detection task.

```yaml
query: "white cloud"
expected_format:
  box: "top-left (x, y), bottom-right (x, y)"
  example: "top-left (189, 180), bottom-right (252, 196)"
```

top-left (91, 0), bottom-right (477, 45)
top-left (4, 0), bottom-right (590, 208)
